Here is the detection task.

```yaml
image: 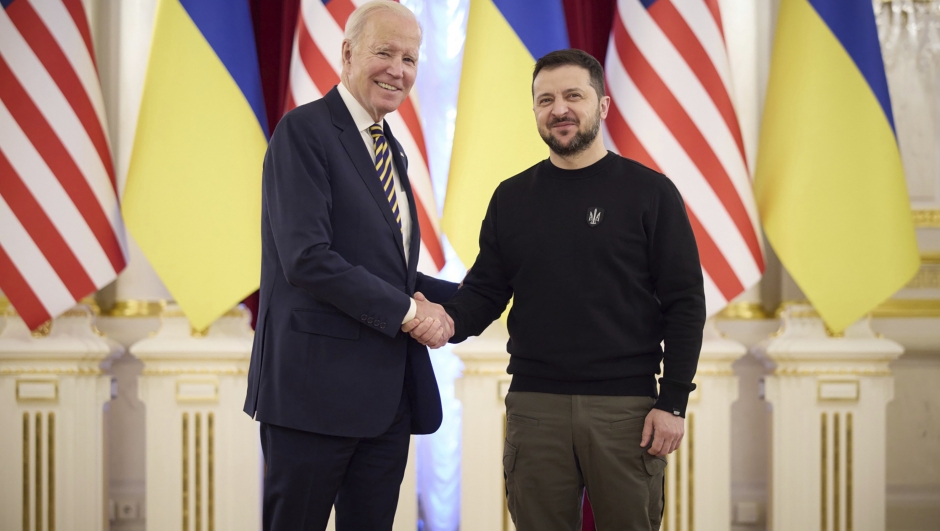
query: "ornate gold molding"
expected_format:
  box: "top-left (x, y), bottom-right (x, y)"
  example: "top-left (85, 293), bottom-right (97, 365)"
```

top-left (774, 367), bottom-right (891, 377)
top-left (0, 367), bottom-right (102, 376)
top-left (141, 367), bottom-right (248, 376)
top-left (872, 299), bottom-right (940, 318)
top-left (106, 300), bottom-right (168, 317)
top-left (906, 253), bottom-right (940, 289)
top-left (913, 210), bottom-right (940, 228)
top-left (716, 302), bottom-right (771, 320)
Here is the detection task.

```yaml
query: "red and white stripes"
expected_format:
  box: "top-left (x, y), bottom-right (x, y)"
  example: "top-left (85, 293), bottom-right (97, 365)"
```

top-left (0, 0), bottom-right (126, 329)
top-left (287, 0), bottom-right (445, 273)
top-left (603, 0), bottom-right (763, 315)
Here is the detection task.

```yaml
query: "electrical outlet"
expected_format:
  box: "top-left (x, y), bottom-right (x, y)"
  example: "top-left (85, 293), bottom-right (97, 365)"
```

top-left (116, 500), bottom-right (138, 520)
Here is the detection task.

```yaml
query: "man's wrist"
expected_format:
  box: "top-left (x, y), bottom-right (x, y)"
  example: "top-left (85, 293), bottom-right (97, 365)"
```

top-left (402, 298), bottom-right (417, 324)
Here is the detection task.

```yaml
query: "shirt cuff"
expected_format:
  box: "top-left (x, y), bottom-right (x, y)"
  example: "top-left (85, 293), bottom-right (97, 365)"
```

top-left (401, 298), bottom-right (417, 324)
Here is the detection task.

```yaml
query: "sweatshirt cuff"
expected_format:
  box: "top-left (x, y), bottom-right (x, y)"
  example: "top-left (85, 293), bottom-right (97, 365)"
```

top-left (401, 298), bottom-right (417, 324)
top-left (653, 378), bottom-right (697, 418)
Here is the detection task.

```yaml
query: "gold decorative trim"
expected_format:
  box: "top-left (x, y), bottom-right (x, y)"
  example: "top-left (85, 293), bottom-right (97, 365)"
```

top-left (716, 302), bottom-right (771, 320)
top-left (16, 380), bottom-right (58, 402)
top-left (913, 209), bottom-right (940, 227)
top-left (872, 299), bottom-right (940, 318)
top-left (196, 413), bottom-right (202, 531)
top-left (176, 379), bottom-right (220, 403)
top-left (695, 368), bottom-right (735, 377)
top-left (209, 412), bottom-right (215, 531)
top-left (49, 412), bottom-right (55, 531)
top-left (460, 366), bottom-right (510, 376)
top-left (817, 380), bottom-right (860, 402)
top-left (183, 412), bottom-right (189, 531)
top-left (106, 300), bottom-right (168, 318)
top-left (835, 413), bottom-right (841, 531)
top-left (821, 413), bottom-right (827, 531)
top-left (141, 367), bottom-right (247, 376)
top-left (36, 413), bottom-right (41, 531)
top-left (1, 368), bottom-right (101, 376)
top-left (676, 439), bottom-right (682, 531)
top-left (847, 413), bottom-right (853, 531)
top-left (23, 412), bottom-right (28, 531)
top-left (906, 254), bottom-right (940, 289)
top-left (1, 296), bottom-right (10, 314)
top-left (31, 321), bottom-right (52, 338)
top-left (775, 367), bottom-right (891, 377)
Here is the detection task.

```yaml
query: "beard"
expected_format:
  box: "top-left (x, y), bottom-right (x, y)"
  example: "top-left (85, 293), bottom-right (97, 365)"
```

top-left (539, 107), bottom-right (602, 157)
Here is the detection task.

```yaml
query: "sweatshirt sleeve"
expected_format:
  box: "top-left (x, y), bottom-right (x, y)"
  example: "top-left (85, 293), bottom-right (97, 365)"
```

top-left (443, 189), bottom-right (514, 342)
top-left (647, 178), bottom-right (707, 417)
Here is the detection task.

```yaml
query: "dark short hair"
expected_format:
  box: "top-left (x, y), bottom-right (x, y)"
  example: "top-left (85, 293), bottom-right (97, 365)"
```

top-left (532, 49), bottom-right (606, 99)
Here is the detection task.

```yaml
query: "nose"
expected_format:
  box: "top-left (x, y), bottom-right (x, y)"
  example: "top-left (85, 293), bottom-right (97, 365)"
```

top-left (386, 56), bottom-right (404, 79)
top-left (551, 100), bottom-right (570, 119)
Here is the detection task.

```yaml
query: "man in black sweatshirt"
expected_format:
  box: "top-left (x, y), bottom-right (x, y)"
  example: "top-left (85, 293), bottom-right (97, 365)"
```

top-left (405, 49), bottom-right (705, 530)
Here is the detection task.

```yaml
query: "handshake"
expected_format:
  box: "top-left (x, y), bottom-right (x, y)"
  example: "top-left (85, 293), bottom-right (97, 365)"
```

top-left (400, 292), bottom-right (453, 349)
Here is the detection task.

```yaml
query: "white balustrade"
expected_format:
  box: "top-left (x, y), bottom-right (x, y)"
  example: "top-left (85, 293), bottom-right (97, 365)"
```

top-left (755, 304), bottom-right (903, 531)
top-left (0, 302), bottom-right (120, 531)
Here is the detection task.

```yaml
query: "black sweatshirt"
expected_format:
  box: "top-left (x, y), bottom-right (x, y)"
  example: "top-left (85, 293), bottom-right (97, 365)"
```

top-left (443, 152), bottom-right (706, 416)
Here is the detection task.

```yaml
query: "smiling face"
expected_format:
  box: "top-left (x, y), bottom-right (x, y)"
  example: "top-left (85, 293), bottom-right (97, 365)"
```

top-left (341, 13), bottom-right (420, 122)
top-left (533, 65), bottom-right (610, 157)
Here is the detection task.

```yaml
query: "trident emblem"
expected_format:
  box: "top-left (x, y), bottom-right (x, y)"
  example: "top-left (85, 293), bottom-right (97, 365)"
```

top-left (586, 207), bottom-right (605, 227)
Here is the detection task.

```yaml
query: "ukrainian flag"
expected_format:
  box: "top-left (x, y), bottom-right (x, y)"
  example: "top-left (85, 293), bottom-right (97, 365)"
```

top-left (754, 0), bottom-right (920, 332)
top-left (444, 0), bottom-right (568, 266)
top-left (123, 0), bottom-right (268, 331)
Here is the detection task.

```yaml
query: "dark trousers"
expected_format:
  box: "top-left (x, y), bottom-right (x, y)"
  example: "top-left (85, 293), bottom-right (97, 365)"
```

top-left (260, 392), bottom-right (411, 531)
top-left (504, 392), bottom-right (666, 531)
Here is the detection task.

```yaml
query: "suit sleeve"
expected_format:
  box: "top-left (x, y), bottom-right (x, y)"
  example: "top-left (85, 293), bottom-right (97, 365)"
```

top-left (647, 178), bottom-right (707, 416)
top-left (415, 273), bottom-right (459, 304)
top-left (264, 113), bottom-right (411, 337)
top-left (443, 189), bottom-right (513, 342)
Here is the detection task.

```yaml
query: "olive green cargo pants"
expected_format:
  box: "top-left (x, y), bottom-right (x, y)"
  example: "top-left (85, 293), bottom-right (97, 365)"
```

top-left (503, 392), bottom-right (666, 531)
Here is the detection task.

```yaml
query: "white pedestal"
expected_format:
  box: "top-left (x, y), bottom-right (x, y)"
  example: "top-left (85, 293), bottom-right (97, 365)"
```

top-left (454, 321), bottom-right (514, 531)
top-left (665, 320), bottom-right (747, 531)
top-left (132, 306), bottom-right (260, 531)
top-left (754, 304), bottom-right (902, 531)
top-left (0, 303), bottom-right (120, 531)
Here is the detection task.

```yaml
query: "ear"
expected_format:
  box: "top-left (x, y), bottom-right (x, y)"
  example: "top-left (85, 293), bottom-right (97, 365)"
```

top-left (341, 40), bottom-right (353, 66)
top-left (599, 95), bottom-right (611, 120)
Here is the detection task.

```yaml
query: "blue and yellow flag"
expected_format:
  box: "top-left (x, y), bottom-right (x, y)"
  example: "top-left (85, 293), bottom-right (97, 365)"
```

top-left (443, 0), bottom-right (568, 265)
top-left (754, 0), bottom-right (919, 332)
top-left (123, 0), bottom-right (268, 330)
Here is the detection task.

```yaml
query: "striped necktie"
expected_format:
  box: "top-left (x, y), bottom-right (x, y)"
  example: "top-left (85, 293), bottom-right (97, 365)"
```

top-left (369, 123), bottom-right (402, 231)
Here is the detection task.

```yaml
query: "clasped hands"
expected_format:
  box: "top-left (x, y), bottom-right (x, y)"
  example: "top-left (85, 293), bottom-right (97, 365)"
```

top-left (401, 292), bottom-right (453, 349)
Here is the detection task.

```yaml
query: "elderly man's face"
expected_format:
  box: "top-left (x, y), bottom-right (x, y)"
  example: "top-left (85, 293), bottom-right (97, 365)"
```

top-left (342, 14), bottom-right (420, 122)
top-left (533, 65), bottom-right (608, 157)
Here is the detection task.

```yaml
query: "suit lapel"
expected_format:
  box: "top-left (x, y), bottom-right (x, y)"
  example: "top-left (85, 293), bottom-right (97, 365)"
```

top-left (328, 89), bottom-right (407, 266)
top-left (386, 124), bottom-right (421, 290)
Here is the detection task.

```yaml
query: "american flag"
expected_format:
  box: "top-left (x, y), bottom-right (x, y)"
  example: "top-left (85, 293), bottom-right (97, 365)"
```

top-left (603, 0), bottom-right (764, 315)
top-left (287, 0), bottom-right (445, 272)
top-left (0, 0), bottom-right (126, 330)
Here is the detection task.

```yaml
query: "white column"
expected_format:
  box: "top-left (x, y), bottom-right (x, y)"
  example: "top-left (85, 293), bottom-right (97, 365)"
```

top-left (0, 302), bottom-right (120, 531)
top-left (664, 320), bottom-right (747, 531)
top-left (454, 321), bottom-right (514, 531)
top-left (755, 303), bottom-right (902, 531)
top-left (132, 305), bottom-right (260, 531)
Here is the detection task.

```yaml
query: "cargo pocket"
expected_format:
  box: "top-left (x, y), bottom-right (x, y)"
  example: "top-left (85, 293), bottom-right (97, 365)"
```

top-left (643, 453), bottom-right (667, 529)
top-left (503, 440), bottom-right (518, 521)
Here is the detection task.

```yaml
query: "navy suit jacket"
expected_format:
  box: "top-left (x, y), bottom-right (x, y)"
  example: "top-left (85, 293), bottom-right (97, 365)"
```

top-left (244, 87), bottom-right (457, 437)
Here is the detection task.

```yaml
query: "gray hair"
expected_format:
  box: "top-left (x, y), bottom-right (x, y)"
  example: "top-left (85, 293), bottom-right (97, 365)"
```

top-left (344, 1), bottom-right (422, 49)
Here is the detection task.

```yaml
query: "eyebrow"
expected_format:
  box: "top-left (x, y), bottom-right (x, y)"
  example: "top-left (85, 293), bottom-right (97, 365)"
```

top-left (535, 88), bottom-right (585, 99)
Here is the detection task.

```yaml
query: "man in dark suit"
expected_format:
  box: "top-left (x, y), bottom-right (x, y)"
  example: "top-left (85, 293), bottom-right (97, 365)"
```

top-left (243, 2), bottom-right (457, 529)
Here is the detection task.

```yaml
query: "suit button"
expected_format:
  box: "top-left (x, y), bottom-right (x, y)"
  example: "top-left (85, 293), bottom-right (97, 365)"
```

top-left (380, 323), bottom-right (386, 329)
top-left (367, 317), bottom-right (374, 324)
top-left (360, 314), bottom-right (368, 321)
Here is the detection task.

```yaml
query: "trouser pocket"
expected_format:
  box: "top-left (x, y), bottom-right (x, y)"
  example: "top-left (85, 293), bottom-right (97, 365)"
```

top-left (503, 439), bottom-right (519, 521)
top-left (643, 453), bottom-right (667, 529)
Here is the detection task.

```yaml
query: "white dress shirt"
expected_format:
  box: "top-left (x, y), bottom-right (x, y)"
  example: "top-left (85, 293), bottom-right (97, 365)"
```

top-left (337, 83), bottom-right (417, 323)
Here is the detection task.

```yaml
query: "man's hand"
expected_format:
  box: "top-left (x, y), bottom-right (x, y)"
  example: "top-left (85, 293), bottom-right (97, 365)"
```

top-left (640, 408), bottom-right (684, 457)
top-left (400, 292), bottom-right (453, 348)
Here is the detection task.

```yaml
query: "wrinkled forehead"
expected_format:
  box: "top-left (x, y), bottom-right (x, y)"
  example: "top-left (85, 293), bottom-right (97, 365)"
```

top-left (361, 13), bottom-right (422, 49)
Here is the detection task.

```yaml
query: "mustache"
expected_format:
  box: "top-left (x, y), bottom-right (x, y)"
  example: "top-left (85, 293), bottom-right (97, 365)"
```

top-left (548, 116), bottom-right (579, 127)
